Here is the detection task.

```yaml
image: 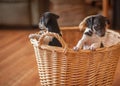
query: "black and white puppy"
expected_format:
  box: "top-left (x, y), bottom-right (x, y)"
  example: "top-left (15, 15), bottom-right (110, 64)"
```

top-left (38, 12), bottom-right (62, 47)
top-left (74, 15), bottom-right (110, 51)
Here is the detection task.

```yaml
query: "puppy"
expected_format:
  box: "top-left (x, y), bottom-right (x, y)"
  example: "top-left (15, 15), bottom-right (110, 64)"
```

top-left (38, 12), bottom-right (62, 47)
top-left (74, 15), bottom-right (110, 51)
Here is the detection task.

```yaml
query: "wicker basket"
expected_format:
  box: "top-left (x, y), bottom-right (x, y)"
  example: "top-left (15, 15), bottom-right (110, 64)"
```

top-left (29, 27), bottom-right (120, 86)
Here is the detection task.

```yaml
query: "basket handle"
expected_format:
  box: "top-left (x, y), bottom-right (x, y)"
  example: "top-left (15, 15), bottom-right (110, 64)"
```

top-left (38, 32), bottom-right (67, 49)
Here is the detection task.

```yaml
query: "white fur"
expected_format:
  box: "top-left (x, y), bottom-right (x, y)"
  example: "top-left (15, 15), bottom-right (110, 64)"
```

top-left (74, 27), bottom-right (104, 51)
top-left (38, 20), bottom-right (46, 30)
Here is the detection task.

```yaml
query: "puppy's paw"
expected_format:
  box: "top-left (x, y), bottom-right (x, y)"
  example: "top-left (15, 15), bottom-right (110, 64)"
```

top-left (73, 46), bottom-right (79, 51)
top-left (89, 45), bottom-right (96, 51)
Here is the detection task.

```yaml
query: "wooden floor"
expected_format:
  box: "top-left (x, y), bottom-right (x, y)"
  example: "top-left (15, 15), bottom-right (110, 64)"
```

top-left (0, 28), bottom-right (120, 86)
top-left (0, 29), bottom-right (40, 86)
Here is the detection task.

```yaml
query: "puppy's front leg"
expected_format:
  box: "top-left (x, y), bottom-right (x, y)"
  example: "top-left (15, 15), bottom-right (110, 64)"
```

top-left (73, 40), bottom-right (84, 51)
top-left (73, 35), bottom-right (88, 51)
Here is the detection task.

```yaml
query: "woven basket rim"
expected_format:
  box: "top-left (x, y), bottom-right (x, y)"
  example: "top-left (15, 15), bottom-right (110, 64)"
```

top-left (38, 28), bottom-right (120, 54)
top-left (29, 27), bottom-right (120, 54)
top-left (39, 42), bottom-right (120, 54)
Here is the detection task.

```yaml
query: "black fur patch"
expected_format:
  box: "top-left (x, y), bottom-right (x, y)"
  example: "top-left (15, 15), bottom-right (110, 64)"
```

top-left (84, 30), bottom-right (93, 36)
top-left (100, 42), bottom-right (104, 48)
top-left (49, 37), bottom-right (62, 47)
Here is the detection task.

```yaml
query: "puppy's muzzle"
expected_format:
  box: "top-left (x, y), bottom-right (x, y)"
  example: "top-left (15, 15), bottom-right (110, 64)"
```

top-left (93, 26), bottom-right (106, 37)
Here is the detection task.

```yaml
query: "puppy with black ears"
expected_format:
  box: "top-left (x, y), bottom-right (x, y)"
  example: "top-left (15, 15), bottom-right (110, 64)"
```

top-left (38, 12), bottom-right (62, 47)
top-left (74, 15), bottom-right (110, 51)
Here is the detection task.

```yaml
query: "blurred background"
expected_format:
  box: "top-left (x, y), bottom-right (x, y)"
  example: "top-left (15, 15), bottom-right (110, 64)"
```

top-left (0, 0), bottom-right (120, 86)
top-left (0, 0), bottom-right (120, 29)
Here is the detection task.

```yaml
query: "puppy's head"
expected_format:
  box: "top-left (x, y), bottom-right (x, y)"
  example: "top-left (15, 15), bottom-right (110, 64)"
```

top-left (81, 15), bottom-right (110, 37)
top-left (38, 12), bottom-right (59, 30)
top-left (91, 15), bottom-right (110, 37)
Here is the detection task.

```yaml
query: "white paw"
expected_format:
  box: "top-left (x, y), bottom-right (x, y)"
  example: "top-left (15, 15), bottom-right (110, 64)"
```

top-left (73, 46), bottom-right (79, 51)
top-left (90, 45), bottom-right (96, 51)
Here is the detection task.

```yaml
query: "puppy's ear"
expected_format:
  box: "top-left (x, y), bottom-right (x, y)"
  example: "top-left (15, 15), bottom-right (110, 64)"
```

top-left (79, 19), bottom-right (87, 32)
top-left (79, 15), bottom-right (95, 32)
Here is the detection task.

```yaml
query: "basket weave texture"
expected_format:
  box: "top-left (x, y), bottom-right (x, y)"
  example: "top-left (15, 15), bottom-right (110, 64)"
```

top-left (30, 28), bottom-right (120, 86)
